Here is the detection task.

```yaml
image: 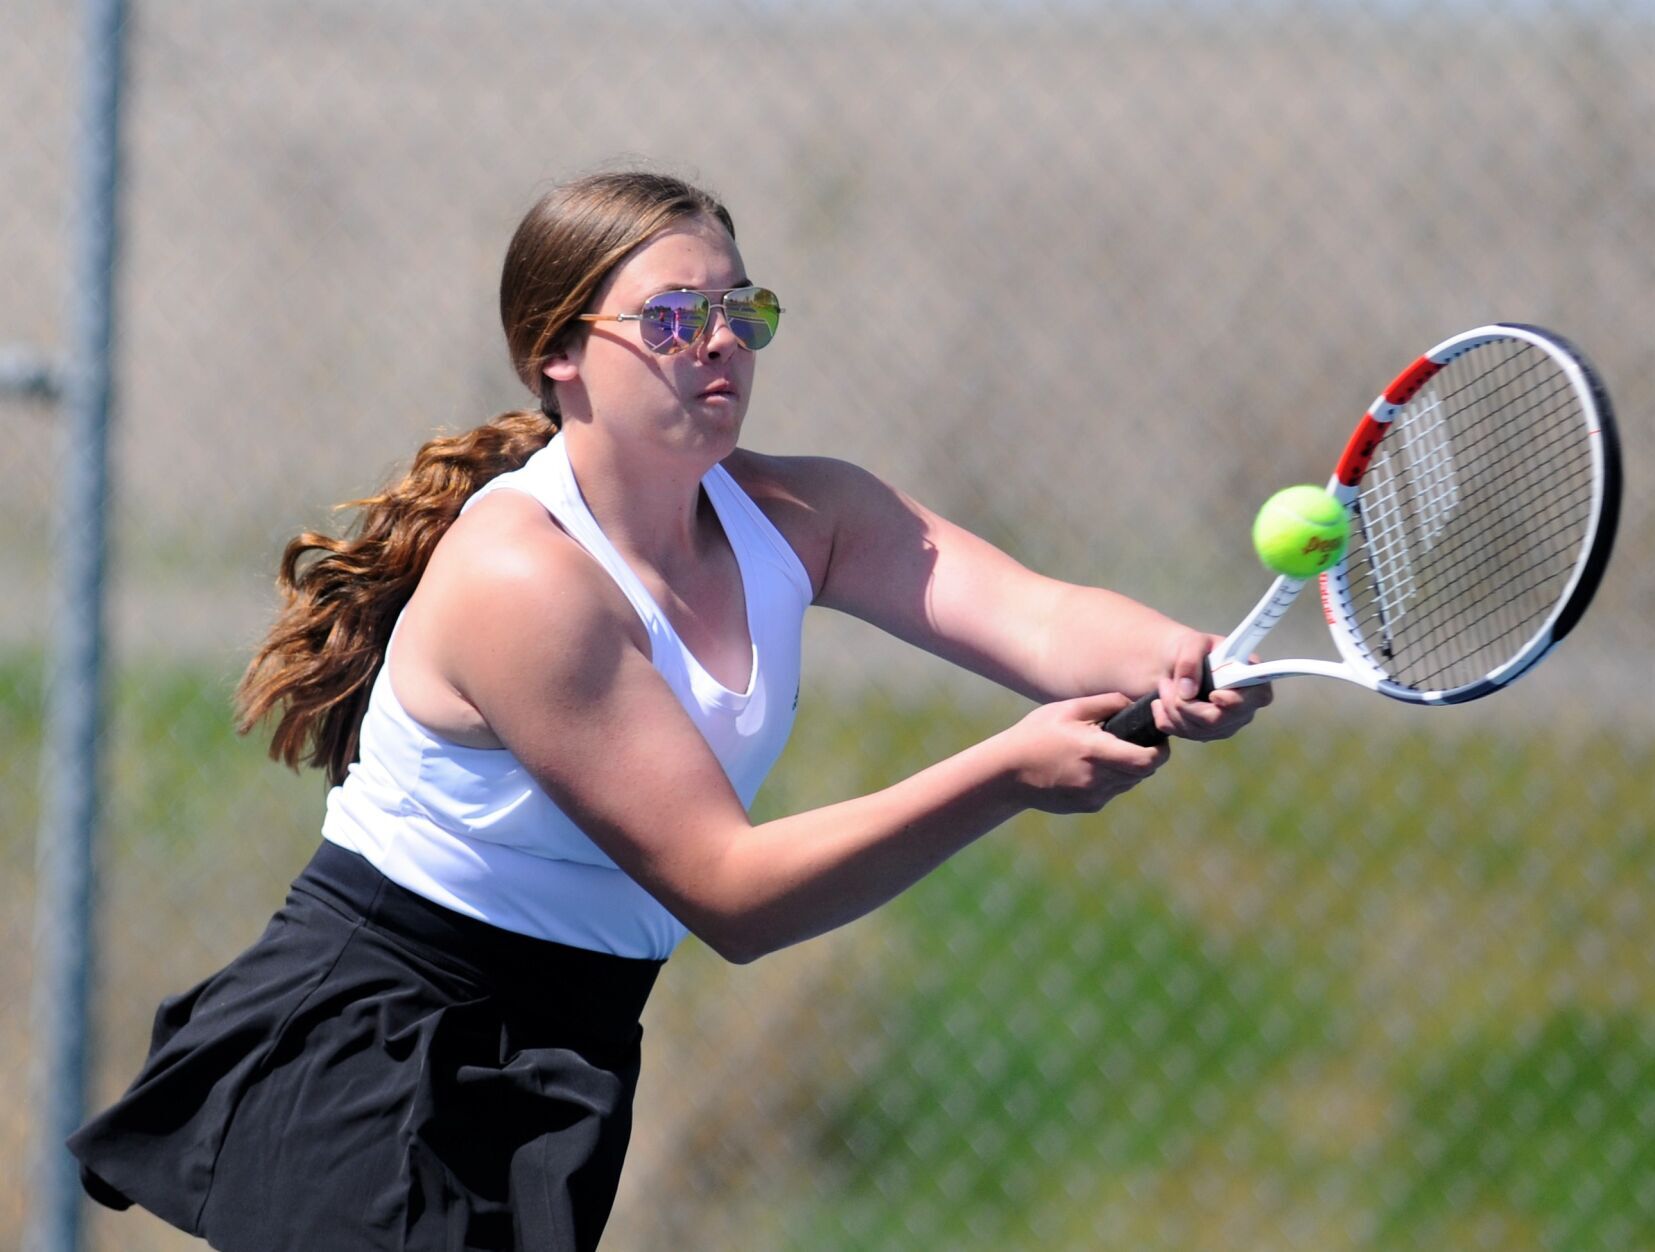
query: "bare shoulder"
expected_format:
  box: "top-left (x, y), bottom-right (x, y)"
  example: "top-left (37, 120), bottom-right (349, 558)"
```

top-left (723, 446), bottom-right (887, 501)
top-left (405, 491), bottom-right (649, 705)
top-left (435, 491), bottom-right (643, 638)
top-left (722, 449), bottom-right (902, 594)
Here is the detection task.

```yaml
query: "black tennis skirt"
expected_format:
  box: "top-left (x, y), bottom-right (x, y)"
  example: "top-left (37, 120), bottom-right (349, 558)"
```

top-left (68, 840), bottom-right (664, 1252)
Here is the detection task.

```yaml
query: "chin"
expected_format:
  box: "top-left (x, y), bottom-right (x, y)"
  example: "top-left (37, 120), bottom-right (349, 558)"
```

top-left (702, 420), bottom-right (744, 460)
top-left (694, 396), bottom-right (747, 439)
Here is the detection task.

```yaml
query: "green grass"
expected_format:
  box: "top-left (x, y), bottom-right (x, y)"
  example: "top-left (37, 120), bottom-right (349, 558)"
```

top-left (751, 692), bottom-right (1655, 1250)
top-left (0, 652), bottom-right (44, 851)
top-left (1378, 1010), bottom-right (1655, 1250)
top-left (796, 870), bottom-right (1335, 1248)
top-left (4, 657), bottom-right (1653, 1250)
top-left (0, 650), bottom-right (319, 861)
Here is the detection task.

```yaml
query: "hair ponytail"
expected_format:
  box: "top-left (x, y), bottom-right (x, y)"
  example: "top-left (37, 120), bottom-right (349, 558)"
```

top-left (235, 409), bottom-right (556, 784)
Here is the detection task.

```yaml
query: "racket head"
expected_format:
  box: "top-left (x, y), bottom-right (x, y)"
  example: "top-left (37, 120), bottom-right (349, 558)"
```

top-left (1317, 323), bottom-right (1621, 705)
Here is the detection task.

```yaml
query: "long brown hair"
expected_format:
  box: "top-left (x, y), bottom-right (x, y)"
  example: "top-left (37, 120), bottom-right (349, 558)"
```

top-left (236, 171), bottom-right (736, 784)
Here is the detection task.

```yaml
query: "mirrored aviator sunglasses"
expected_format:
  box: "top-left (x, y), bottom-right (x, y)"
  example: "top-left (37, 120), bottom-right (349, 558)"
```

top-left (579, 286), bottom-right (783, 355)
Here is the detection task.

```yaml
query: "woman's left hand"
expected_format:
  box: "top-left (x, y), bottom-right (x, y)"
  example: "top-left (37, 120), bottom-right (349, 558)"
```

top-left (1151, 630), bottom-right (1272, 741)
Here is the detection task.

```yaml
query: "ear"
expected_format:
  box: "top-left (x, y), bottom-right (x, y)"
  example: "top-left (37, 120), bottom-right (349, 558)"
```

top-left (542, 354), bottom-right (579, 384)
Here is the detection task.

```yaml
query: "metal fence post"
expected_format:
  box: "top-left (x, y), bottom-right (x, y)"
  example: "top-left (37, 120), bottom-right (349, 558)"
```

top-left (25, 0), bottom-right (127, 1248)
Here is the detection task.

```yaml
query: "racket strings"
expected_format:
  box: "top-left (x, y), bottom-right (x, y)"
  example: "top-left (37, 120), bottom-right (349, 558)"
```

top-left (1375, 372), bottom-right (1591, 684)
top-left (1352, 360), bottom-right (1549, 646)
top-left (1408, 372), bottom-right (1590, 607)
top-left (1344, 340), bottom-right (1596, 692)
top-left (1359, 366), bottom-right (1592, 685)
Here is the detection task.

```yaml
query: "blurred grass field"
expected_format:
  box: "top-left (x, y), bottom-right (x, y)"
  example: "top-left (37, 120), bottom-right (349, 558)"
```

top-left (4, 652), bottom-right (1651, 1249)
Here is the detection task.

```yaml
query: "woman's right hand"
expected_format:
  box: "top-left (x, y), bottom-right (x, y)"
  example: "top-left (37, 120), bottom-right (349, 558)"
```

top-left (1000, 693), bottom-right (1171, 814)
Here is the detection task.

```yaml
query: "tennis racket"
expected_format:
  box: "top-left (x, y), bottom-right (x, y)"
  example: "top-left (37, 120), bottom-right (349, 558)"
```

top-left (1104, 323), bottom-right (1622, 746)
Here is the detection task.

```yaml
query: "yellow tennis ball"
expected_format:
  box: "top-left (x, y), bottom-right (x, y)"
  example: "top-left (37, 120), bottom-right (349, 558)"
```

top-left (1252, 485), bottom-right (1350, 578)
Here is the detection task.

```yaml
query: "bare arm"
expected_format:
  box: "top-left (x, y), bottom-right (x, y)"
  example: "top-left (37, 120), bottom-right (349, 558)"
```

top-left (424, 504), bottom-right (1168, 964)
top-left (736, 453), bottom-right (1270, 739)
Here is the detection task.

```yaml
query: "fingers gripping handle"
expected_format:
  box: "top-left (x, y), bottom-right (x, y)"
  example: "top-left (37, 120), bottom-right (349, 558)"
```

top-left (1101, 657), bottom-right (1214, 746)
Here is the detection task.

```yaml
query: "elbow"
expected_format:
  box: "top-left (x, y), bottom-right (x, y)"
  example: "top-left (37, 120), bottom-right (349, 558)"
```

top-left (694, 919), bottom-right (772, 965)
top-left (660, 836), bottom-right (823, 965)
top-left (710, 938), bottom-right (766, 966)
top-left (684, 901), bottom-right (794, 965)
top-left (667, 845), bottom-right (788, 965)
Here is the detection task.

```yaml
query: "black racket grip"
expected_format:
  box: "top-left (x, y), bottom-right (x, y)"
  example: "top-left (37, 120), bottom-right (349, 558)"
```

top-left (1101, 657), bottom-right (1215, 747)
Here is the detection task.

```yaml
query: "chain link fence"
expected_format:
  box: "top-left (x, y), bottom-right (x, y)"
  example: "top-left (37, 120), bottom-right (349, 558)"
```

top-left (4, 1), bottom-right (1652, 1248)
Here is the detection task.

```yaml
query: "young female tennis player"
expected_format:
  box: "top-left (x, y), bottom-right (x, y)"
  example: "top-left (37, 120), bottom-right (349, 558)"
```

top-left (69, 171), bottom-right (1268, 1250)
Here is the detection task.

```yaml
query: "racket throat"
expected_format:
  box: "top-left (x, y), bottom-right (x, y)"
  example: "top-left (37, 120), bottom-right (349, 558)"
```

top-left (1219, 574), bottom-right (1305, 666)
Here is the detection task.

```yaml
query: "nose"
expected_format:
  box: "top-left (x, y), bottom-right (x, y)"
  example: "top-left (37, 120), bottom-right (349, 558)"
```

top-left (698, 304), bottom-right (740, 360)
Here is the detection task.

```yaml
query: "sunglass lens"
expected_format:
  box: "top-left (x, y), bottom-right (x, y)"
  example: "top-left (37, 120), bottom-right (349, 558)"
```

top-left (724, 287), bottom-right (781, 350)
top-left (639, 291), bottom-right (710, 353)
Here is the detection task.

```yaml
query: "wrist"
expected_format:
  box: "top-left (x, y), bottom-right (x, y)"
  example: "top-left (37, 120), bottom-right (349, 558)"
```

top-left (976, 724), bottom-right (1037, 814)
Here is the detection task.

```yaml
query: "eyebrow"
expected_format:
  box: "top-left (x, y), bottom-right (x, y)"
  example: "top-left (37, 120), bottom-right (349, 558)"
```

top-left (642, 280), bottom-right (753, 294)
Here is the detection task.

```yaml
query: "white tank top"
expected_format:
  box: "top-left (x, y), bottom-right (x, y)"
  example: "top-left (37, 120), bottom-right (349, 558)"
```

top-left (320, 434), bottom-right (812, 958)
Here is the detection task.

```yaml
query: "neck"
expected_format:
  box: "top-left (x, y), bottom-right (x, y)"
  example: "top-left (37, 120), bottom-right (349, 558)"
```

top-left (559, 422), bottom-right (720, 569)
